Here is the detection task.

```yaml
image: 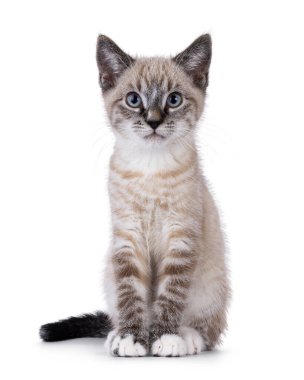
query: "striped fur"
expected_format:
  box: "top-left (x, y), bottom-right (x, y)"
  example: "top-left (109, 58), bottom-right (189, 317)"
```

top-left (97, 35), bottom-right (230, 356)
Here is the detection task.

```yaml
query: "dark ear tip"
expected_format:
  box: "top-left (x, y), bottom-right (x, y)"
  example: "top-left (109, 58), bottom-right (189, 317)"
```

top-left (97, 34), bottom-right (111, 45)
top-left (198, 33), bottom-right (212, 46)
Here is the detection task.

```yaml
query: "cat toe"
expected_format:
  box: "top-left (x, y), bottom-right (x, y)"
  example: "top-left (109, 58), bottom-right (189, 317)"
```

top-left (105, 331), bottom-right (147, 357)
top-left (179, 326), bottom-right (205, 355)
top-left (151, 334), bottom-right (187, 357)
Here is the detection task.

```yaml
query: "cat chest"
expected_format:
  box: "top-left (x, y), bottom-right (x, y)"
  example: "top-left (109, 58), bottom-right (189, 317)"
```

top-left (111, 174), bottom-right (195, 243)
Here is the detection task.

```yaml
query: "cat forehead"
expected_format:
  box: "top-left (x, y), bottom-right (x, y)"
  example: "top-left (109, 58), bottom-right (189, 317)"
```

top-left (122, 57), bottom-right (189, 91)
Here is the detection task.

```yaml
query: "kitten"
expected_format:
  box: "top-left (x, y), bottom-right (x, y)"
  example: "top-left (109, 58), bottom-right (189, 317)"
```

top-left (40, 34), bottom-right (230, 357)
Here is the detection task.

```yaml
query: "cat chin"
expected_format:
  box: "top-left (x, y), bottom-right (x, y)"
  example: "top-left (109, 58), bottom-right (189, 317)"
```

top-left (142, 135), bottom-right (168, 147)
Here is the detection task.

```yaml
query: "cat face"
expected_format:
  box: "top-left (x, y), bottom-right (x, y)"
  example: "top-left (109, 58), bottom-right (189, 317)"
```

top-left (96, 35), bottom-right (212, 148)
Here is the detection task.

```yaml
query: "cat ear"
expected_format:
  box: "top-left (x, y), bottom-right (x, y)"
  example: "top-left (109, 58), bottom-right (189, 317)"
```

top-left (173, 34), bottom-right (212, 90)
top-left (96, 35), bottom-right (135, 92)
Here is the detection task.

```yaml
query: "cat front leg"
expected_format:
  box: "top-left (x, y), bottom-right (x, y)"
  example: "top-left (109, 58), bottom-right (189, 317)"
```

top-left (151, 235), bottom-right (198, 356)
top-left (106, 230), bottom-right (150, 357)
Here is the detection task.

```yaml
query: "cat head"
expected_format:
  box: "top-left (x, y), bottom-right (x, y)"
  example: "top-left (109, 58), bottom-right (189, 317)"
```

top-left (96, 35), bottom-right (212, 149)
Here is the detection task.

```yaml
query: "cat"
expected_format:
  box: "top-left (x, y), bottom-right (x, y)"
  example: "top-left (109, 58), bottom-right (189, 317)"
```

top-left (40, 34), bottom-right (230, 357)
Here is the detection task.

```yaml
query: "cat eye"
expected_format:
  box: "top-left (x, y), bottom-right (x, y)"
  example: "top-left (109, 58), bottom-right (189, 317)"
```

top-left (166, 92), bottom-right (182, 108)
top-left (126, 92), bottom-right (142, 108)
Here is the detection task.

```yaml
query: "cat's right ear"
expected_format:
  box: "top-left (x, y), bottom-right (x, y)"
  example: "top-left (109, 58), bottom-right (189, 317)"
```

top-left (96, 35), bottom-right (135, 92)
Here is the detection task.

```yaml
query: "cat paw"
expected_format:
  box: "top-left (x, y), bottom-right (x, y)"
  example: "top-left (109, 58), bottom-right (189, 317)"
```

top-left (179, 326), bottom-right (205, 355)
top-left (151, 334), bottom-right (187, 357)
top-left (105, 330), bottom-right (147, 357)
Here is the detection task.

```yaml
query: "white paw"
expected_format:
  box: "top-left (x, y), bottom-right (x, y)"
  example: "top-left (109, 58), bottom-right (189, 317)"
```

top-left (179, 326), bottom-right (205, 355)
top-left (151, 334), bottom-right (187, 357)
top-left (105, 330), bottom-right (117, 353)
top-left (105, 330), bottom-right (147, 357)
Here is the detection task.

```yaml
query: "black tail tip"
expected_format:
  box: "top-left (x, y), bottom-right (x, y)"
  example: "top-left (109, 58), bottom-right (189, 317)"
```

top-left (39, 323), bottom-right (60, 342)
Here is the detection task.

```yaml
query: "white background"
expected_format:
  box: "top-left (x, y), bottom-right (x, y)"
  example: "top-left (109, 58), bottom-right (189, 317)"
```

top-left (1, 0), bottom-right (303, 379)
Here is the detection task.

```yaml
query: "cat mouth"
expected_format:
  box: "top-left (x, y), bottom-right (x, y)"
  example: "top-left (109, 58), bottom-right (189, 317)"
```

top-left (144, 132), bottom-right (165, 140)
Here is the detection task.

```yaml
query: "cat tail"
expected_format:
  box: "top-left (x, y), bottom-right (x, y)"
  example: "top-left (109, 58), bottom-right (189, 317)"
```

top-left (39, 311), bottom-right (112, 342)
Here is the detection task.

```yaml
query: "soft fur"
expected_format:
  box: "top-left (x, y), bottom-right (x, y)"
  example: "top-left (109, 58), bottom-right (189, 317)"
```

top-left (40, 34), bottom-right (230, 357)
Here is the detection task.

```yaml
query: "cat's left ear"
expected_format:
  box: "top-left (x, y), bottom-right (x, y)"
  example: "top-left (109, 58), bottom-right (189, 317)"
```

top-left (173, 34), bottom-right (212, 91)
top-left (96, 35), bottom-right (135, 92)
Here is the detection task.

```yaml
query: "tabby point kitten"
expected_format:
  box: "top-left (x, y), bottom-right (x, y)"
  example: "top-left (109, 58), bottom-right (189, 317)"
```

top-left (40, 34), bottom-right (230, 357)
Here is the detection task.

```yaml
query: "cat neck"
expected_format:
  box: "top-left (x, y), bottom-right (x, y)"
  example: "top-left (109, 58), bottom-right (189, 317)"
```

top-left (112, 136), bottom-right (198, 175)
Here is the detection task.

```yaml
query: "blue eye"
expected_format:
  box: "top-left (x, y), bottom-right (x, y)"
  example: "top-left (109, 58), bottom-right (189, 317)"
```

top-left (126, 92), bottom-right (142, 108)
top-left (166, 92), bottom-right (182, 108)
